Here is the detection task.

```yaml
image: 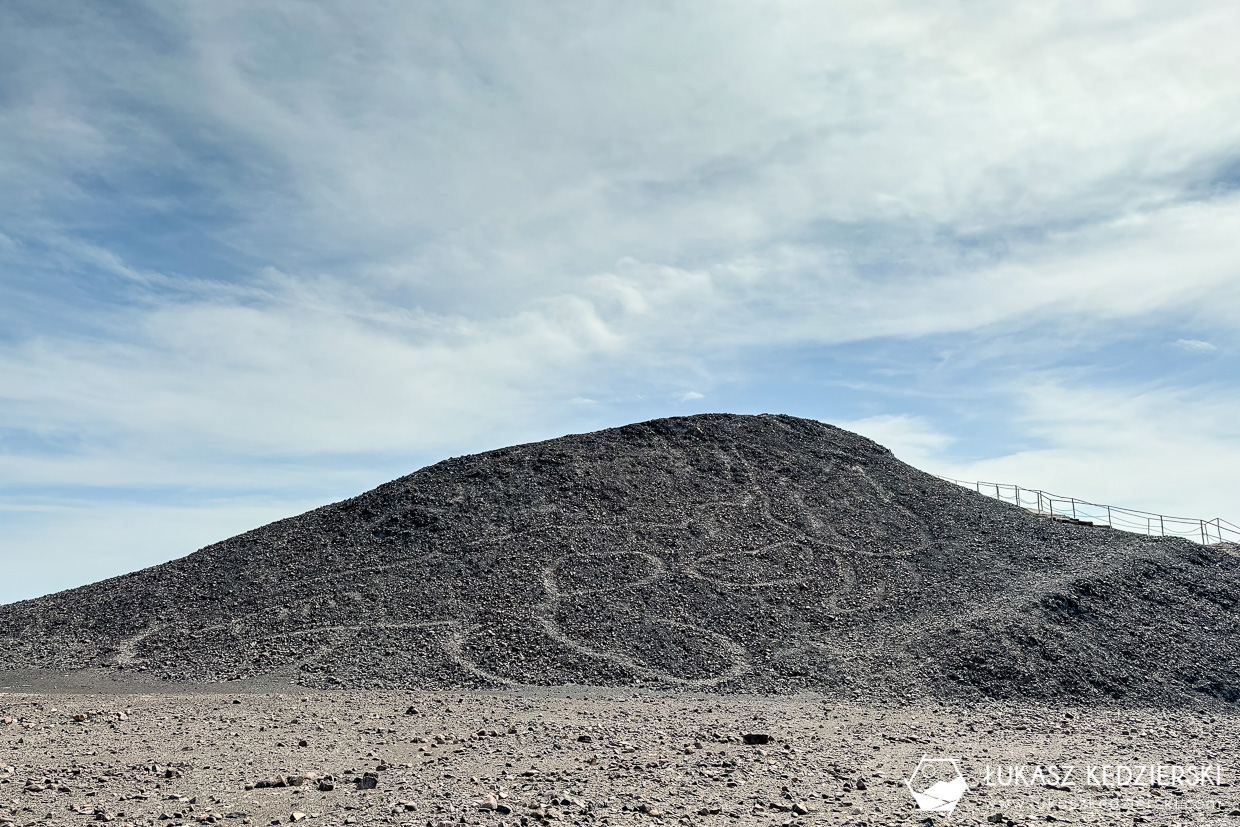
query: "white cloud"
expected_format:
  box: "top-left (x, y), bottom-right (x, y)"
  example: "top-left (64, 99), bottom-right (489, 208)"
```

top-left (1174, 338), bottom-right (1219, 352)
top-left (0, 275), bottom-right (610, 464)
top-left (560, 193), bottom-right (1240, 356)
top-left (836, 414), bottom-right (956, 470)
top-left (7, 1), bottom-right (1240, 301)
top-left (2, 189), bottom-right (1238, 490)
top-left (0, 499), bottom-right (318, 605)
top-left (923, 379), bottom-right (1240, 522)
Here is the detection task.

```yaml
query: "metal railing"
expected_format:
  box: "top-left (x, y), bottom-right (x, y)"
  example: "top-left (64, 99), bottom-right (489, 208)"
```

top-left (940, 477), bottom-right (1240, 546)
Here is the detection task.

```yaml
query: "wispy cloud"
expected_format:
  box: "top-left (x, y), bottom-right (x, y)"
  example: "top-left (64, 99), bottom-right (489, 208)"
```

top-left (0, 498), bottom-right (320, 603)
top-left (928, 377), bottom-right (1240, 521)
top-left (838, 414), bottom-right (956, 470)
top-left (1174, 338), bottom-right (1219, 352)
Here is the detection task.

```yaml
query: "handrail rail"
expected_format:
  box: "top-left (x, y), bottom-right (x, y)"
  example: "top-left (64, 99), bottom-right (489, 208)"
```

top-left (939, 476), bottom-right (1240, 546)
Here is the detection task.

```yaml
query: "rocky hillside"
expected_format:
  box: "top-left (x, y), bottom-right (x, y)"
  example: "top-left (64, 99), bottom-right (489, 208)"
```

top-left (1, 414), bottom-right (1236, 703)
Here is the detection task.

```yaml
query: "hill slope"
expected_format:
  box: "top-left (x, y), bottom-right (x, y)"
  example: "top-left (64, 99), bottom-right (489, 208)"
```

top-left (1, 413), bottom-right (1236, 703)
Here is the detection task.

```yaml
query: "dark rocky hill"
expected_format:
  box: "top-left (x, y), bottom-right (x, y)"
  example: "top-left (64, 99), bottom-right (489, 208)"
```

top-left (1, 413), bottom-right (1236, 703)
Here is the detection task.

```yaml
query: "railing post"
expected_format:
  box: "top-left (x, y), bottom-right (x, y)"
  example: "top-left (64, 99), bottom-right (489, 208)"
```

top-left (1015, 485), bottom-right (1021, 508)
top-left (1160, 515), bottom-right (1165, 536)
top-left (1071, 499), bottom-right (1077, 520)
top-left (1201, 520), bottom-right (1207, 545)
top-left (1106, 505), bottom-right (1112, 528)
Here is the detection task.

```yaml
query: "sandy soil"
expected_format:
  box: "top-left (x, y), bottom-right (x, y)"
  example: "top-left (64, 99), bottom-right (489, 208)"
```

top-left (3, 679), bottom-right (1239, 827)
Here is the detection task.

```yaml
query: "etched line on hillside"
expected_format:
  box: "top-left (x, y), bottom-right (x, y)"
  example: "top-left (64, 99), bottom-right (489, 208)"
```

top-left (531, 548), bottom-right (750, 686)
top-left (268, 620), bottom-right (518, 688)
top-left (112, 624), bottom-right (164, 667)
top-left (849, 464), bottom-right (922, 524)
top-left (97, 429), bottom-right (928, 686)
top-left (686, 539), bottom-right (827, 589)
top-left (534, 614), bottom-right (750, 687)
top-left (543, 549), bottom-right (667, 596)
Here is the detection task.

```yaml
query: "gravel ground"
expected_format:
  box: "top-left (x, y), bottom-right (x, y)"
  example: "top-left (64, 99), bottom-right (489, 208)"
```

top-left (1, 414), bottom-right (1237, 704)
top-left (3, 685), bottom-right (1240, 827)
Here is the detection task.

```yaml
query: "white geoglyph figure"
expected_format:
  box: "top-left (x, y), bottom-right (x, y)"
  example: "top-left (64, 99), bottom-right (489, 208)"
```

top-left (905, 755), bottom-right (968, 814)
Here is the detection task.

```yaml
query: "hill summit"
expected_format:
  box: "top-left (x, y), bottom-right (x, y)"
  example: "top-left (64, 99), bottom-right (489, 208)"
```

top-left (2, 413), bottom-right (1236, 703)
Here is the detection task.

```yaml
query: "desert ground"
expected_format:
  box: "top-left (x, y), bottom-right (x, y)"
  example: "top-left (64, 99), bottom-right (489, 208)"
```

top-left (3, 673), bottom-right (1239, 827)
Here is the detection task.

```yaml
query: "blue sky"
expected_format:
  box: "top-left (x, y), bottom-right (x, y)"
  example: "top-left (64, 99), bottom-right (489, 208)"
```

top-left (2, 1), bottom-right (1238, 603)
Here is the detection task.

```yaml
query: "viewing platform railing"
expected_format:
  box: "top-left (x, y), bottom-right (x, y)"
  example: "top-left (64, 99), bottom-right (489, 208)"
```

top-left (940, 477), bottom-right (1240, 546)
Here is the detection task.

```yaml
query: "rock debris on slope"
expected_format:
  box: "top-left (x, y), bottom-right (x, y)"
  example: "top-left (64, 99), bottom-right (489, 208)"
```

top-left (1, 413), bottom-right (1236, 704)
